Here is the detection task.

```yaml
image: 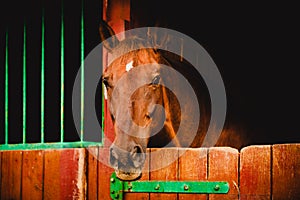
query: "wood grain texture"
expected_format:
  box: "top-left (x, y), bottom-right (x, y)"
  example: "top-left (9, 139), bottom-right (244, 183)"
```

top-left (44, 149), bottom-right (86, 200)
top-left (178, 148), bottom-right (208, 200)
top-left (1, 150), bottom-right (22, 200)
top-left (98, 147), bottom-right (114, 200)
top-left (61, 149), bottom-right (85, 200)
top-left (0, 152), bottom-right (2, 198)
top-left (240, 145), bottom-right (271, 200)
top-left (272, 144), bottom-right (300, 200)
top-left (150, 148), bottom-right (178, 200)
top-left (208, 147), bottom-right (239, 200)
top-left (103, 99), bottom-right (115, 148)
top-left (22, 150), bottom-right (44, 200)
top-left (87, 147), bottom-right (98, 200)
top-left (44, 149), bottom-right (61, 199)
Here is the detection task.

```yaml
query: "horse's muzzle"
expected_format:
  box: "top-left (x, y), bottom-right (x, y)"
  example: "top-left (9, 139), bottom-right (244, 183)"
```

top-left (109, 144), bottom-right (145, 181)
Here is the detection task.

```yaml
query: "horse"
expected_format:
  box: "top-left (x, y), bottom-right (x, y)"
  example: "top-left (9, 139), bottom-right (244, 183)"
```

top-left (99, 20), bottom-right (249, 180)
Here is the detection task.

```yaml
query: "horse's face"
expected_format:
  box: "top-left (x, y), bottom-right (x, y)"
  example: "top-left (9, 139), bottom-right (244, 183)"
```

top-left (103, 49), bottom-right (167, 180)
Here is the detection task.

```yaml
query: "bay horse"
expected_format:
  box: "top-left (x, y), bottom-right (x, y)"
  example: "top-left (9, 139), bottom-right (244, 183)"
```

top-left (100, 20), bottom-right (248, 180)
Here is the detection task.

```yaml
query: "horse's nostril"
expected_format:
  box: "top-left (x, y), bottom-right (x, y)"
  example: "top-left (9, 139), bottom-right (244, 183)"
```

top-left (109, 147), bottom-right (118, 168)
top-left (131, 145), bottom-right (145, 168)
top-left (133, 145), bottom-right (142, 154)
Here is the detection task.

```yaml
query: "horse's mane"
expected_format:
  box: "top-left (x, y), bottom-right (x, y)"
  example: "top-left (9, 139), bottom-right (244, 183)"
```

top-left (108, 35), bottom-right (170, 69)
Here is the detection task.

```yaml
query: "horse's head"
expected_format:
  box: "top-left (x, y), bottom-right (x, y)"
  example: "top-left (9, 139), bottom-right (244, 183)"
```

top-left (100, 20), bottom-right (176, 180)
top-left (99, 20), bottom-right (250, 180)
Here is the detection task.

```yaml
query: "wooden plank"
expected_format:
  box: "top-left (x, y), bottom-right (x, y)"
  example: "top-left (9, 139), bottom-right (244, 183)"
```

top-left (103, 99), bottom-right (115, 147)
top-left (208, 147), bottom-right (239, 200)
top-left (44, 149), bottom-right (61, 199)
top-left (178, 148), bottom-right (208, 200)
top-left (272, 144), bottom-right (300, 199)
top-left (44, 149), bottom-right (86, 200)
top-left (121, 0), bottom-right (130, 21)
top-left (0, 152), bottom-right (1, 198)
top-left (1, 150), bottom-right (22, 199)
top-left (59, 149), bottom-right (86, 200)
top-left (22, 150), bottom-right (44, 200)
top-left (240, 145), bottom-right (271, 200)
top-left (150, 148), bottom-right (178, 200)
top-left (124, 148), bottom-right (150, 200)
top-left (87, 147), bottom-right (98, 200)
top-left (98, 147), bottom-right (114, 200)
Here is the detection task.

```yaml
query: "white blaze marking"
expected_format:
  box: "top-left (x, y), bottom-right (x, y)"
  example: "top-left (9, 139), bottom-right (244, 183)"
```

top-left (103, 85), bottom-right (108, 100)
top-left (126, 60), bottom-right (134, 72)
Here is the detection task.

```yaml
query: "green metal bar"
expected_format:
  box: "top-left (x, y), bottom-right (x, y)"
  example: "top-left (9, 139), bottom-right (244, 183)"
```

top-left (60, 2), bottom-right (65, 143)
top-left (41, 11), bottom-right (45, 143)
top-left (124, 181), bottom-right (229, 193)
top-left (110, 172), bottom-right (229, 200)
top-left (5, 31), bottom-right (9, 145)
top-left (23, 24), bottom-right (27, 144)
top-left (0, 141), bottom-right (102, 151)
top-left (80, 0), bottom-right (85, 142)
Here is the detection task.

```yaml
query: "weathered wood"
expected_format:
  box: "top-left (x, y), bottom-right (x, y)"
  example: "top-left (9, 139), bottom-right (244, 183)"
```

top-left (272, 144), bottom-right (300, 199)
top-left (240, 145), bottom-right (271, 200)
top-left (208, 147), bottom-right (239, 200)
top-left (178, 148), bottom-right (208, 200)
top-left (150, 148), bottom-right (178, 200)
top-left (1, 150), bottom-right (22, 200)
top-left (103, 99), bottom-right (115, 148)
top-left (0, 152), bottom-right (1, 198)
top-left (60, 149), bottom-right (86, 200)
top-left (103, 0), bottom-right (127, 148)
top-left (44, 149), bottom-right (61, 199)
top-left (22, 150), bottom-right (44, 200)
top-left (44, 149), bottom-right (86, 200)
top-left (87, 147), bottom-right (98, 200)
top-left (98, 147), bottom-right (114, 200)
top-left (1, 144), bottom-right (300, 199)
top-left (125, 148), bottom-right (150, 200)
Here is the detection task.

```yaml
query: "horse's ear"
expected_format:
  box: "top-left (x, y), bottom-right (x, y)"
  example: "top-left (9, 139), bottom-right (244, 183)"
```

top-left (99, 20), bottom-right (120, 52)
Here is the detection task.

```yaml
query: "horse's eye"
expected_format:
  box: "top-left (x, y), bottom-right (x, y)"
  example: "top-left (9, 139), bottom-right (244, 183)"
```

top-left (151, 75), bottom-right (160, 85)
top-left (102, 77), bottom-right (110, 88)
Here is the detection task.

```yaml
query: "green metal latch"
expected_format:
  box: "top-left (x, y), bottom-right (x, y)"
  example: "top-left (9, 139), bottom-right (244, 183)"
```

top-left (110, 172), bottom-right (229, 199)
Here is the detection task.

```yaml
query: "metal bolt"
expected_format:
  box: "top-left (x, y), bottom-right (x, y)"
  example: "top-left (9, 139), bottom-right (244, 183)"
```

top-left (110, 178), bottom-right (115, 183)
top-left (214, 184), bottom-right (220, 191)
top-left (154, 184), bottom-right (160, 190)
top-left (183, 185), bottom-right (189, 190)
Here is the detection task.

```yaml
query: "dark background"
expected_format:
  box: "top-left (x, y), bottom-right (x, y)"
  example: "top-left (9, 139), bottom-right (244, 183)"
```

top-left (1, 0), bottom-right (299, 145)
top-left (134, 1), bottom-right (300, 145)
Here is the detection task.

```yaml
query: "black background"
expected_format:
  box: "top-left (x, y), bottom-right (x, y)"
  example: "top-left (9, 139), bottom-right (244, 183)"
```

top-left (148, 1), bottom-right (300, 145)
top-left (1, 0), bottom-right (299, 145)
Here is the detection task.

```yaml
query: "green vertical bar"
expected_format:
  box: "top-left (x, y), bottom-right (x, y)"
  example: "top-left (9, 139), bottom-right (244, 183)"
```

top-left (23, 24), bottom-right (27, 144)
top-left (41, 11), bottom-right (45, 143)
top-left (80, 0), bottom-right (84, 142)
top-left (60, 2), bottom-right (65, 143)
top-left (5, 31), bottom-right (9, 145)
